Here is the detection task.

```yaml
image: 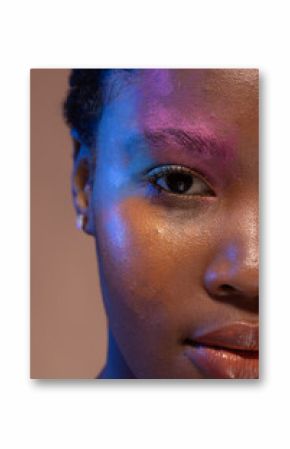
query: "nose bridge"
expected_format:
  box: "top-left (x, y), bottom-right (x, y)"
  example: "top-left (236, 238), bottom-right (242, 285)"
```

top-left (204, 199), bottom-right (259, 302)
top-left (232, 199), bottom-right (259, 270)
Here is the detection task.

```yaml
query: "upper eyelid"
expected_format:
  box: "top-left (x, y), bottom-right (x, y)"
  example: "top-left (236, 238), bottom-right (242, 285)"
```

top-left (147, 164), bottom-right (192, 177)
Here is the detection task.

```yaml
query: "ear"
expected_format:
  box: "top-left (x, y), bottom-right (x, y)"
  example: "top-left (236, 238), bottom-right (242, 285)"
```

top-left (71, 131), bottom-right (95, 236)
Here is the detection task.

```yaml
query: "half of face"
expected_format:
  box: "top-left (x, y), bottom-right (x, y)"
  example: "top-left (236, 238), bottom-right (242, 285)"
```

top-left (73, 69), bottom-right (259, 379)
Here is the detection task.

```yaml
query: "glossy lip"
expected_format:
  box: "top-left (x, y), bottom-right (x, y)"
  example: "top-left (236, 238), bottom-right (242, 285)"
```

top-left (189, 321), bottom-right (259, 351)
top-left (184, 321), bottom-right (259, 379)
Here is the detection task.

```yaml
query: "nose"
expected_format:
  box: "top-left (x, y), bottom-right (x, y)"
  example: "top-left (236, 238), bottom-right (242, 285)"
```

top-left (204, 240), bottom-right (259, 312)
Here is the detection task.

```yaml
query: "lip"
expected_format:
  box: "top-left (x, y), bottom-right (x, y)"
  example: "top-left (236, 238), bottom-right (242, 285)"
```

top-left (184, 321), bottom-right (259, 379)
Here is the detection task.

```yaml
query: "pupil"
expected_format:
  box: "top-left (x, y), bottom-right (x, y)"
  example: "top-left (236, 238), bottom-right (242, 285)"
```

top-left (166, 173), bottom-right (193, 193)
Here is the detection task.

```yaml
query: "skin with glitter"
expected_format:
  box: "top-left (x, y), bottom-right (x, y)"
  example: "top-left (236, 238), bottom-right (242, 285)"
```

top-left (72, 69), bottom-right (259, 379)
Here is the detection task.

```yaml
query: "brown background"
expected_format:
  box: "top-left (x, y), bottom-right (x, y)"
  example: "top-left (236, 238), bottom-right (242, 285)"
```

top-left (31, 69), bottom-right (107, 378)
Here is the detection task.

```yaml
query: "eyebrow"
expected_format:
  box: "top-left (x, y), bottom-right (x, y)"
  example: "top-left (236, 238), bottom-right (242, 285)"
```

top-left (127, 128), bottom-right (231, 159)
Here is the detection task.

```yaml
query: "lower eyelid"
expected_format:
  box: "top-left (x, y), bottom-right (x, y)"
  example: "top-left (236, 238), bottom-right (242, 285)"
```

top-left (144, 185), bottom-right (216, 212)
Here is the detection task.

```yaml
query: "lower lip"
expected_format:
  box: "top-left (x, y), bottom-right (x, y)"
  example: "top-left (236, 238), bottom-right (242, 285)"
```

top-left (184, 344), bottom-right (259, 379)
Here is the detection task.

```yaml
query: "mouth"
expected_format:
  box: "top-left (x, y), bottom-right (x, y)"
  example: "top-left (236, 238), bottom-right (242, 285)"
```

top-left (183, 321), bottom-right (259, 379)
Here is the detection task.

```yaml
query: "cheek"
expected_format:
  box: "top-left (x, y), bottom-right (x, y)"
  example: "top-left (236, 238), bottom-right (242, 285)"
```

top-left (95, 196), bottom-right (211, 327)
top-left (96, 197), bottom-right (177, 311)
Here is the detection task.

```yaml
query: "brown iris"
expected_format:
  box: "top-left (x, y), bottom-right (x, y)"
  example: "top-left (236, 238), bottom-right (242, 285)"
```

top-left (165, 172), bottom-right (193, 194)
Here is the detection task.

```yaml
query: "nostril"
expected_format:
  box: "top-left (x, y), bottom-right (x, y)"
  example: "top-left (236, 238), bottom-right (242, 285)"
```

top-left (218, 284), bottom-right (237, 295)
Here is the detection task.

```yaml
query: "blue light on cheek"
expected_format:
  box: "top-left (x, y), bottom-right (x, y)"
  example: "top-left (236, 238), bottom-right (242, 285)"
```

top-left (106, 212), bottom-right (128, 250)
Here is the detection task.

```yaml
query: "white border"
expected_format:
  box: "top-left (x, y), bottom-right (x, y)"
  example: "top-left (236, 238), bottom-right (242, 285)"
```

top-left (0, 1), bottom-right (289, 447)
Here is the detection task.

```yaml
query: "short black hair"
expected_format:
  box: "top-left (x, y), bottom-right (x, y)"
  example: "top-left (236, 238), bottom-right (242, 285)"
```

top-left (63, 69), bottom-right (133, 151)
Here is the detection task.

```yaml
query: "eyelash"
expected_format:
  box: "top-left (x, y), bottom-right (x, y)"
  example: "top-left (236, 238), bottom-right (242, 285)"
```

top-left (146, 164), bottom-right (216, 197)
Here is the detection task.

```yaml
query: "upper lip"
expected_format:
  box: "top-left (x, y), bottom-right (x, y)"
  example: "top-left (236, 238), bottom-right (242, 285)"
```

top-left (186, 321), bottom-right (259, 352)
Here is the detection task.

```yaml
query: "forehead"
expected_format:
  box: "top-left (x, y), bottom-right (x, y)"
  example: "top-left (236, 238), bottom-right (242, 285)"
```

top-left (136, 69), bottom-right (258, 107)
top-left (102, 69), bottom-right (258, 134)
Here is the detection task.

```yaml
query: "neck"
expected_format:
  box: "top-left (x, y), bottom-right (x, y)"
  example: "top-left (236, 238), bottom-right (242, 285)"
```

top-left (98, 328), bottom-right (136, 379)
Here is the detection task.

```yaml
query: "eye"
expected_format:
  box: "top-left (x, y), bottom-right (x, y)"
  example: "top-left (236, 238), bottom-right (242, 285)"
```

top-left (147, 164), bottom-right (215, 196)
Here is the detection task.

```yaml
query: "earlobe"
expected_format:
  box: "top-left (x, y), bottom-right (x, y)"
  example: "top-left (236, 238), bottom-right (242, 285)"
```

top-left (76, 213), bottom-right (85, 231)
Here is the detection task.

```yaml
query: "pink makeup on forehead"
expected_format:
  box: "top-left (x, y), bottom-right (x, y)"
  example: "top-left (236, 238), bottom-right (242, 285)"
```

top-left (131, 99), bottom-right (238, 183)
top-left (148, 128), bottom-right (232, 158)
top-left (136, 100), bottom-right (237, 166)
top-left (140, 69), bottom-right (174, 97)
top-left (125, 126), bottom-right (235, 171)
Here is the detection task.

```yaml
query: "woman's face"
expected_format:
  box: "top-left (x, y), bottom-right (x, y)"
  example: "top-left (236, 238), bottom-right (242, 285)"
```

top-left (89, 69), bottom-right (258, 378)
